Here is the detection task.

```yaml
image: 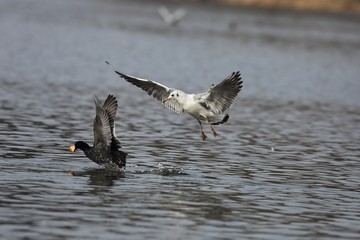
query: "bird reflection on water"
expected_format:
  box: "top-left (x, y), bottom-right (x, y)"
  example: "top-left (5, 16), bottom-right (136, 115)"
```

top-left (69, 168), bottom-right (125, 186)
top-left (68, 163), bottom-right (188, 187)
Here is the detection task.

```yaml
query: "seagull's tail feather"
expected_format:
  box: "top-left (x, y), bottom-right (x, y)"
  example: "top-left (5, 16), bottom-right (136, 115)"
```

top-left (211, 114), bottom-right (229, 125)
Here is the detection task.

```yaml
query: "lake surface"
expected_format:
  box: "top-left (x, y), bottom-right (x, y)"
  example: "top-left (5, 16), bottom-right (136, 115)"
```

top-left (0, 0), bottom-right (359, 239)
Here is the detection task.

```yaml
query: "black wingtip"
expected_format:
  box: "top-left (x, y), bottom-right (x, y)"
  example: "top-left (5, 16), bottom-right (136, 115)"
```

top-left (105, 61), bottom-right (116, 71)
top-left (105, 61), bottom-right (125, 78)
top-left (105, 94), bottom-right (117, 103)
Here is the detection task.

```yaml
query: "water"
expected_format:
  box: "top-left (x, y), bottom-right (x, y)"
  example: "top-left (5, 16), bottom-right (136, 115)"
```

top-left (0, 0), bottom-right (360, 239)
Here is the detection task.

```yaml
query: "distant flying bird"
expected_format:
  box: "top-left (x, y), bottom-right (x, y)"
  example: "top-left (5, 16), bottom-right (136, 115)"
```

top-left (69, 95), bottom-right (127, 168)
top-left (158, 5), bottom-right (187, 26)
top-left (106, 62), bottom-right (243, 140)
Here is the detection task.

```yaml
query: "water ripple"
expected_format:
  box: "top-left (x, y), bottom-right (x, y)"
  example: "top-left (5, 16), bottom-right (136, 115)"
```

top-left (1, 0), bottom-right (360, 239)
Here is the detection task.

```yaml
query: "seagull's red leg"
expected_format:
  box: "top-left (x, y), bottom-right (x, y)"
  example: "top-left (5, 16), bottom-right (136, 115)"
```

top-left (198, 120), bottom-right (207, 140)
top-left (208, 120), bottom-right (218, 137)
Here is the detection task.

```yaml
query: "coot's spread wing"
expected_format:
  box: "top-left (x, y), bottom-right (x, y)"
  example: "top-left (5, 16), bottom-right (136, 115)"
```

top-left (93, 96), bottom-right (112, 147)
top-left (102, 95), bottom-right (118, 138)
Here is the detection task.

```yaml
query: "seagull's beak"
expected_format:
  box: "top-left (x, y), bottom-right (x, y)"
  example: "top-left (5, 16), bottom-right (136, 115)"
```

top-left (162, 98), bottom-right (171, 103)
top-left (69, 145), bottom-right (76, 152)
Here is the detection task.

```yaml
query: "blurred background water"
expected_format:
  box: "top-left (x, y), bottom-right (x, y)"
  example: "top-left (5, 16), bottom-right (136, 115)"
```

top-left (0, 0), bottom-right (359, 239)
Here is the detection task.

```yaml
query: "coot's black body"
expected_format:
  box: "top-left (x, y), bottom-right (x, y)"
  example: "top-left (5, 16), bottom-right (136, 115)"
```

top-left (70, 95), bottom-right (127, 168)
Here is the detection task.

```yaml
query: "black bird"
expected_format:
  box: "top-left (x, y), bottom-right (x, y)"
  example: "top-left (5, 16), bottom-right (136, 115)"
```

top-left (69, 95), bottom-right (127, 168)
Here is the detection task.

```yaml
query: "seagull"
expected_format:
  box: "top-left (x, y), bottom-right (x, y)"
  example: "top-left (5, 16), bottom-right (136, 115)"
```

top-left (69, 95), bottom-right (127, 168)
top-left (106, 62), bottom-right (243, 140)
top-left (158, 5), bottom-right (187, 26)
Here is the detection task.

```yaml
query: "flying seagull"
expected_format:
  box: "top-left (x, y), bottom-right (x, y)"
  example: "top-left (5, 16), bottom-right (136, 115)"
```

top-left (69, 95), bottom-right (127, 168)
top-left (158, 5), bottom-right (187, 26)
top-left (106, 62), bottom-right (243, 140)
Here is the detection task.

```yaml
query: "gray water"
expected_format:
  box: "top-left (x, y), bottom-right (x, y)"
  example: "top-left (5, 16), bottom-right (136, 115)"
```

top-left (1, 0), bottom-right (360, 239)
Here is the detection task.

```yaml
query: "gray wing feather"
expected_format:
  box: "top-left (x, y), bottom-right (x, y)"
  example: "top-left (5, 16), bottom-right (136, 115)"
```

top-left (102, 95), bottom-right (118, 138)
top-left (93, 96), bottom-right (112, 147)
top-left (106, 62), bottom-right (181, 114)
top-left (163, 99), bottom-right (184, 114)
top-left (198, 71), bottom-right (243, 115)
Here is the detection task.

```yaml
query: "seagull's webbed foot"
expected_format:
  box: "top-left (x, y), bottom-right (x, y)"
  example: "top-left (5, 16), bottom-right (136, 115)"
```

top-left (201, 131), bottom-right (207, 140)
top-left (211, 127), bottom-right (218, 137)
top-left (198, 119), bottom-right (207, 141)
top-left (208, 119), bottom-right (218, 137)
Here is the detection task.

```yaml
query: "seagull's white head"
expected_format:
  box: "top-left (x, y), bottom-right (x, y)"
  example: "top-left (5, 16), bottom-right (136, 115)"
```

top-left (163, 90), bottom-right (185, 104)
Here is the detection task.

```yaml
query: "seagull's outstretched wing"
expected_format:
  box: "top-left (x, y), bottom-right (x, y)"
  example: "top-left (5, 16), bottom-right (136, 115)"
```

top-left (106, 61), bottom-right (183, 114)
top-left (197, 71), bottom-right (243, 115)
top-left (93, 96), bottom-right (112, 147)
top-left (158, 6), bottom-right (171, 24)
